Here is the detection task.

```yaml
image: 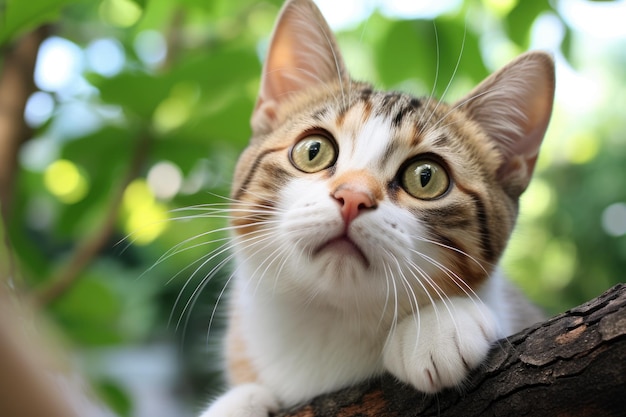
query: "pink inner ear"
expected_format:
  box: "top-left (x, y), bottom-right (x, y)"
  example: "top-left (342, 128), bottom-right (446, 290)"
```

top-left (251, 0), bottom-right (348, 134)
top-left (456, 52), bottom-right (555, 186)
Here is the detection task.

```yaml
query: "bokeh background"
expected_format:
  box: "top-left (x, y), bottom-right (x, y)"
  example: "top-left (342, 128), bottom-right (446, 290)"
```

top-left (1, 0), bottom-right (625, 416)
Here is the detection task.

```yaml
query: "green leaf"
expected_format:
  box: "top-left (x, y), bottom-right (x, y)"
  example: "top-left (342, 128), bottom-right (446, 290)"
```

top-left (94, 72), bottom-right (173, 119)
top-left (505, 0), bottom-right (553, 48)
top-left (0, 0), bottom-right (83, 45)
top-left (95, 379), bottom-right (133, 417)
top-left (374, 17), bottom-right (486, 98)
top-left (375, 19), bottom-right (435, 89)
top-left (51, 274), bottom-right (123, 346)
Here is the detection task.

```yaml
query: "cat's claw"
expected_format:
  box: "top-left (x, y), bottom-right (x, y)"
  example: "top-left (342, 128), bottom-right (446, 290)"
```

top-left (382, 297), bottom-right (500, 393)
top-left (199, 383), bottom-right (279, 417)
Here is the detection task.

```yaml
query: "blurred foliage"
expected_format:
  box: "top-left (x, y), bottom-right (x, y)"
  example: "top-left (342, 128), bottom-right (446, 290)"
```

top-left (1, 0), bottom-right (625, 415)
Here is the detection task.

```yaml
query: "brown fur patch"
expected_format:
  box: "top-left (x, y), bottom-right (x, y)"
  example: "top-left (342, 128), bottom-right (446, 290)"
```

top-left (225, 298), bottom-right (259, 385)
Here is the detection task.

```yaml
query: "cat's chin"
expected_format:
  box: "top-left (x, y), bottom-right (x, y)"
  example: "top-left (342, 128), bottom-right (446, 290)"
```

top-left (313, 235), bottom-right (370, 268)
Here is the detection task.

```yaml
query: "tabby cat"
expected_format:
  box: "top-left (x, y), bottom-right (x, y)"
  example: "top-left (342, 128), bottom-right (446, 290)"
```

top-left (200, 0), bottom-right (554, 415)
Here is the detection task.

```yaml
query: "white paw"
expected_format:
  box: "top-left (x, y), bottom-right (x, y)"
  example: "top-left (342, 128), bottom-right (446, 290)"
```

top-left (383, 297), bottom-right (500, 393)
top-left (199, 383), bottom-right (279, 417)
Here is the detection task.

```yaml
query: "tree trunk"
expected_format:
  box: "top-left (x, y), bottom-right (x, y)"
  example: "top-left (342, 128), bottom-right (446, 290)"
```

top-left (276, 283), bottom-right (626, 417)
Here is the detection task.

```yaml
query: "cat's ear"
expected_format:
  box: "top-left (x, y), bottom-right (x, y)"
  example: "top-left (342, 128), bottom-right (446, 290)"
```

top-left (456, 52), bottom-right (555, 196)
top-left (251, 0), bottom-right (348, 134)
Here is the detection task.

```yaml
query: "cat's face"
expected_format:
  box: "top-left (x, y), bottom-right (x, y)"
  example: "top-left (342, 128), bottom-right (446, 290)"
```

top-left (227, 0), bottom-right (554, 311)
top-left (230, 84), bottom-right (515, 309)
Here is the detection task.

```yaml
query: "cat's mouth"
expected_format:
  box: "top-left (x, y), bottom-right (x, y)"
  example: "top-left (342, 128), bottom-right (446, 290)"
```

top-left (313, 235), bottom-right (370, 268)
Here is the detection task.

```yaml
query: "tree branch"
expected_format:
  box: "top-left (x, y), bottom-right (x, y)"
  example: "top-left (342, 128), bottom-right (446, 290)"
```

top-left (0, 26), bottom-right (47, 218)
top-left (0, 26), bottom-right (49, 285)
top-left (276, 284), bottom-right (626, 417)
top-left (34, 132), bottom-right (151, 306)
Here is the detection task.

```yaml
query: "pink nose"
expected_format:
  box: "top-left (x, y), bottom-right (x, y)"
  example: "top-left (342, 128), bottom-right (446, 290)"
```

top-left (333, 187), bottom-right (376, 226)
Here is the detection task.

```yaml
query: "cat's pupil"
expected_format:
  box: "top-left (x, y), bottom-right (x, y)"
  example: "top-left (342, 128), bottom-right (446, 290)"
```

top-left (420, 166), bottom-right (432, 187)
top-left (308, 142), bottom-right (321, 161)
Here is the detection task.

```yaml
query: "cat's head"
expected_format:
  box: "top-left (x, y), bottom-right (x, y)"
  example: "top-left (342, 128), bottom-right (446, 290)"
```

top-left (228, 0), bottom-right (554, 310)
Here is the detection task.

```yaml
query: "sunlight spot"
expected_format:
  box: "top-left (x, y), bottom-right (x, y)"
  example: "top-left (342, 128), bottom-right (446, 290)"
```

top-left (44, 159), bottom-right (89, 204)
top-left (99, 0), bottom-right (143, 28)
top-left (541, 239), bottom-right (576, 290)
top-left (519, 178), bottom-right (555, 219)
top-left (123, 179), bottom-right (168, 245)
top-left (482, 0), bottom-right (518, 17)
top-left (147, 161), bottom-right (183, 200)
top-left (126, 203), bottom-right (168, 245)
top-left (602, 203), bottom-right (626, 237)
top-left (134, 30), bottom-right (167, 68)
top-left (246, 4), bottom-right (277, 38)
top-left (24, 91), bottom-right (55, 127)
top-left (153, 96), bottom-right (189, 132)
top-left (85, 38), bottom-right (125, 77)
top-left (35, 37), bottom-right (83, 92)
top-left (153, 84), bottom-right (199, 133)
top-left (565, 132), bottom-right (599, 165)
top-left (124, 179), bottom-right (155, 211)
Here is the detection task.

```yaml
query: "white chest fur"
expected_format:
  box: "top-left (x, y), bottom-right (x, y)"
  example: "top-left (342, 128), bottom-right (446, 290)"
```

top-left (234, 277), bottom-right (387, 405)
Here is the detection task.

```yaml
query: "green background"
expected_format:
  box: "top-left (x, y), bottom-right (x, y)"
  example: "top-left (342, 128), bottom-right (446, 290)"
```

top-left (1, 0), bottom-right (625, 415)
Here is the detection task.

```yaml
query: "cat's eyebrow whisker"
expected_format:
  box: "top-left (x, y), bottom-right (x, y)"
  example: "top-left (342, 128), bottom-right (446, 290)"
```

top-left (416, 21), bottom-right (441, 132)
top-left (422, 22), bottom-right (467, 131)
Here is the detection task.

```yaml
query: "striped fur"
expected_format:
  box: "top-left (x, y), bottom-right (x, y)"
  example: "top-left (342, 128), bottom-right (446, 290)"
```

top-left (200, 0), bottom-right (554, 415)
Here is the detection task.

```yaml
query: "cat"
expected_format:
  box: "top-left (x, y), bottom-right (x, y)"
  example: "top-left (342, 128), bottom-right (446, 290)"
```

top-left (199, 0), bottom-right (554, 415)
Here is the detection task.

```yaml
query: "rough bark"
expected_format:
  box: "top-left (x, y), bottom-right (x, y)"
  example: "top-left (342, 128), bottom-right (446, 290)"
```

top-left (0, 284), bottom-right (624, 417)
top-left (276, 283), bottom-right (626, 417)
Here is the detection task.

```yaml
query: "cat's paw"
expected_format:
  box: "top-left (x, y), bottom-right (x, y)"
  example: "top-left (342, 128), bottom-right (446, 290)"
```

top-left (382, 297), bottom-right (499, 393)
top-left (198, 383), bottom-right (279, 417)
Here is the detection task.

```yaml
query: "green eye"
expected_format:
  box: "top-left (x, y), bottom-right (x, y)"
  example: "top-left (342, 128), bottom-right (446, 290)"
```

top-left (290, 135), bottom-right (337, 173)
top-left (402, 159), bottom-right (450, 200)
